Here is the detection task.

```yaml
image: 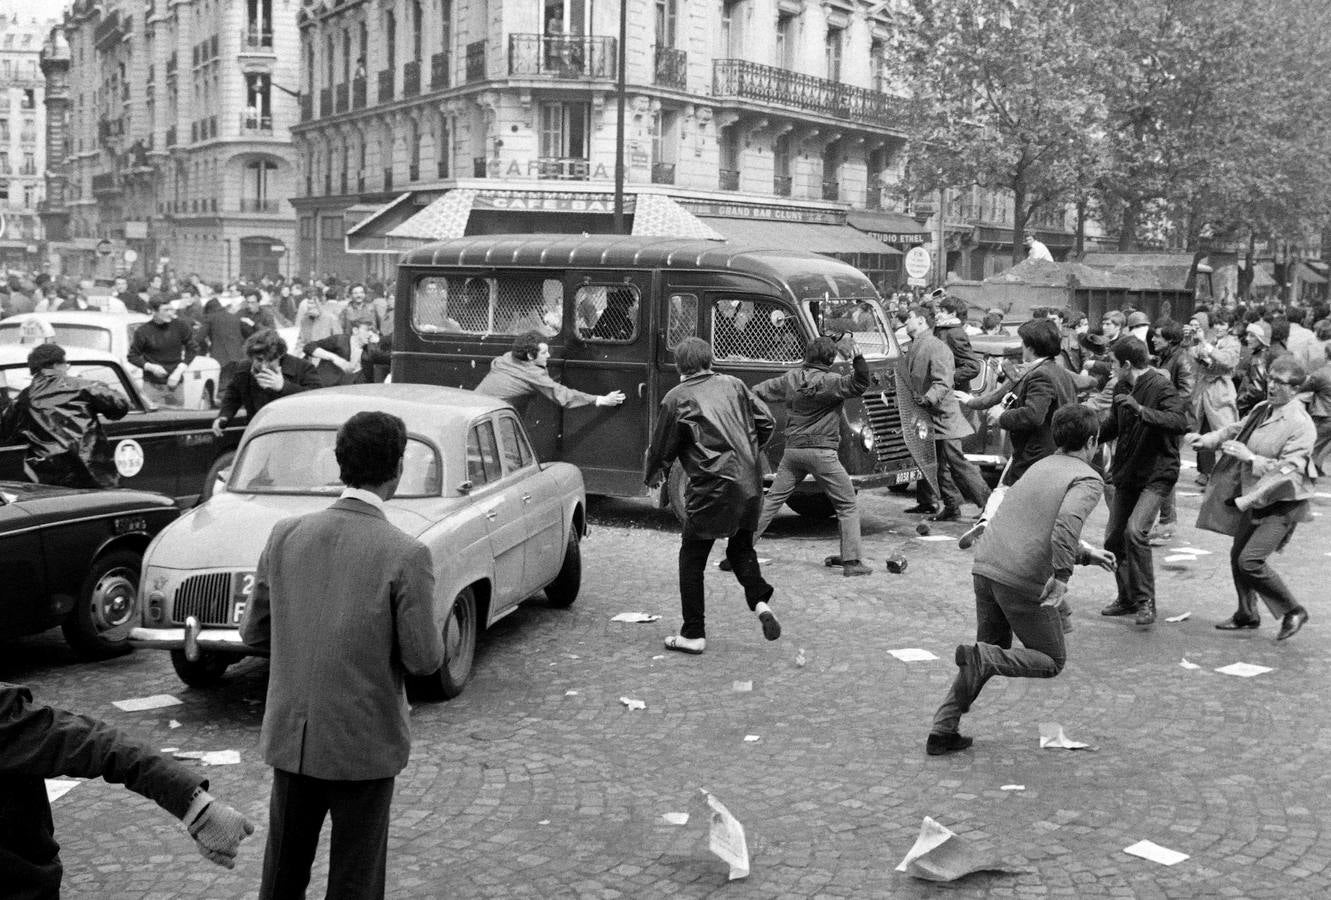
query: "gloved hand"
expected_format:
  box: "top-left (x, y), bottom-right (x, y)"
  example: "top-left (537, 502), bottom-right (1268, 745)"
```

top-left (186, 793), bottom-right (255, 869)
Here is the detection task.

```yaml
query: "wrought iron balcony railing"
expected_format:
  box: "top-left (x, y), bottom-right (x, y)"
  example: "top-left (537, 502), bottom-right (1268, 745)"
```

top-left (534, 156), bottom-right (592, 180)
top-left (238, 198), bottom-right (280, 213)
top-left (653, 45), bottom-right (686, 90)
top-left (352, 77), bottom-right (366, 109)
top-left (822, 179), bottom-right (839, 201)
top-left (403, 60), bottom-right (421, 97)
top-left (378, 69), bottom-right (394, 102)
top-left (712, 59), bottom-right (904, 125)
top-left (241, 28), bottom-right (274, 50)
top-left (239, 113), bottom-right (273, 134)
top-left (651, 162), bottom-right (675, 185)
top-left (719, 169), bottom-right (739, 191)
top-left (431, 52), bottom-right (450, 89)
top-left (774, 175), bottom-right (792, 197)
top-left (466, 41), bottom-right (486, 82)
top-left (508, 34), bottom-right (615, 79)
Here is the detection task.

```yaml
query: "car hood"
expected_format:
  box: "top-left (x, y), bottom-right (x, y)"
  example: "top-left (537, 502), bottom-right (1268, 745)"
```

top-left (0, 480), bottom-right (177, 510)
top-left (148, 491), bottom-right (438, 570)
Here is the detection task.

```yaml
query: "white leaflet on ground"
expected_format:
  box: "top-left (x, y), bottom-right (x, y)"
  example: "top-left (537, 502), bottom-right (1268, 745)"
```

top-left (1215, 662), bottom-right (1273, 678)
top-left (168, 719), bottom-right (182, 728)
top-left (45, 780), bottom-right (80, 802)
top-left (174, 749), bottom-right (241, 766)
top-left (916, 535), bottom-right (954, 542)
top-left (701, 790), bottom-right (750, 880)
top-left (743, 734), bottom-right (761, 742)
top-left (1124, 840), bottom-right (1190, 866)
top-left (1038, 722), bottom-right (1096, 750)
top-left (1164, 554), bottom-right (1198, 563)
top-left (111, 694), bottom-right (183, 712)
top-left (564, 690), bottom-right (579, 696)
top-left (610, 612), bottom-right (661, 623)
top-left (662, 812), bottom-right (690, 826)
top-left (732, 680), bottom-right (753, 692)
top-left (1171, 547), bottom-right (1212, 555)
top-left (1000, 784), bottom-right (1025, 791)
top-left (1179, 659), bottom-right (1201, 670)
top-left (1165, 612), bottom-right (1191, 623)
top-left (619, 696), bottom-right (646, 710)
top-left (889, 648), bottom-right (939, 662)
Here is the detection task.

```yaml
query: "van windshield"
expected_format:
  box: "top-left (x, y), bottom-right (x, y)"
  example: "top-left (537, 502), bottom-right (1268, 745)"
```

top-left (802, 298), bottom-right (897, 360)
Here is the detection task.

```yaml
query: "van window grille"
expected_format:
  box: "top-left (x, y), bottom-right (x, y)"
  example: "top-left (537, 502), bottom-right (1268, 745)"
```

top-left (574, 284), bottom-right (640, 342)
top-left (666, 293), bottom-right (697, 350)
top-left (413, 276), bottom-right (563, 336)
top-left (711, 299), bottom-right (805, 364)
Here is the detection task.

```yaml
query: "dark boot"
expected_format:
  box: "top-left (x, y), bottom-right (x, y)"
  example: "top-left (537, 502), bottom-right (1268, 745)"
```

top-left (1100, 598), bottom-right (1136, 617)
top-left (1135, 600), bottom-right (1156, 626)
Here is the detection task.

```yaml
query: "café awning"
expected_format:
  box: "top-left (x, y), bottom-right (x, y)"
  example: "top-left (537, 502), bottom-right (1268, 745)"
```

top-left (700, 217), bottom-right (901, 255)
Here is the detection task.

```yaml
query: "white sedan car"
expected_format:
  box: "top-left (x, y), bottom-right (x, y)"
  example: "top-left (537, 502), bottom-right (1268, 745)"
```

top-left (129, 384), bottom-right (587, 699)
top-left (0, 311), bottom-right (221, 409)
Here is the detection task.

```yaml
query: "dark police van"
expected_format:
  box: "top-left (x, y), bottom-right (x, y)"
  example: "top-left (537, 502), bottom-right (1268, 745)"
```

top-left (391, 235), bottom-right (936, 520)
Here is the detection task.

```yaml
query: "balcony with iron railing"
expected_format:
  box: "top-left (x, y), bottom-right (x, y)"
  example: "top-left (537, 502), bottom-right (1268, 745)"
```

top-left (403, 60), bottom-right (421, 97)
top-left (431, 52), bottom-right (450, 89)
top-left (822, 179), bottom-right (839, 201)
top-left (534, 157), bottom-right (591, 180)
top-left (653, 45), bottom-right (686, 90)
top-left (241, 27), bottom-right (274, 50)
top-left (508, 34), bottom-right (616, 79)
top-left (352, 76), bottom-right (367, 109)
top-left (719, 169), bottom-right (740, 191)
top-left (466, 41), bottom-right (486, 82)
top-left (319, 88), bottom-right (332, 117)
top-left (238, 198), bottom-right (281, 213)
top-left (774, 174), bottom-right (792, 197)
top-left (335, 82), bottom-right (348, 113)
top-left (712, 59), bottom-right (905, 126)
top-left (378, 68), bottom-right (394, 102)
top-left (240, 113), bottom-right (273, 134)
top-left (651, 162), bottom-right (675, 185)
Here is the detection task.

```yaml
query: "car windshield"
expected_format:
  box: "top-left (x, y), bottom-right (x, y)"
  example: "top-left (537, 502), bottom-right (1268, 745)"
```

top-left (0, 322), bottom-right (114, 353)
top-left (802, 298), bottom-right (897, 360)
top-left (230, 430), bottom-right (443, 497)
top-left (0, 362), bottom-right (133, 404)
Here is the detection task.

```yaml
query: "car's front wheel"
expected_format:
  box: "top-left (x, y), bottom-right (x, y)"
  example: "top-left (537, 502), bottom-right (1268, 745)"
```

top-left (63, 550), bottom-right (140, 659)
top-left (544, 526), bottom-right (581, 608)
top-left (413, 586), bottom-right (478, 702)
top-left (170, 649), bottom-right (232, 687)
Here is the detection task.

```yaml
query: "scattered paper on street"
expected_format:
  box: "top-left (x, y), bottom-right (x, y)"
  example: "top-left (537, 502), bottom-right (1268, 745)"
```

top-left (610, 612), bottom-right (661, 623)
top-left (916, 535), bottom-right (954, 542)
top-left (620, 696), bottom-right (646, 710)
top-left (168, 719), bottom-right (182, 728)
top-left (743, 734), bottom-right (761, 742)
top-left (1171, 547), bottom-right (1211, 555)
top-left (160, 747), bottom-right (179, 753)
top-left (1216, 662), bottom-right (1273, 678)
top-left (1038, 723), bottom-right (1097, 751)
top-left (45, 780), bottom-right (80, 803)
top-left (732, 680), bottom-right (753, 692)
top-left (174, 749), bottom-right (241, 766)
top-left (564, 690), bottom-right (579, 696)
top-left (662, 812), bottom-right (689, 826)
top-left (889, 648), bottom-right (939, 662)
top-left (1165, 612), bottom-right (1191, 623)
top-left (651, 655), bottom-right (665, 660)
top-left (895, 816), bottom-right (1017, 881)
top-left (112, 694), bottom-right (182, 712)
top-left (1124, 839), bottom-right (1189, 866)
top-left (1164, 554), bottom-right (1197, 563)
top-left (702, 790), bottom-right (750, 880)
top-left (1000, 785), bottom-right (1025, 791)
top-left (795, 649), bottom-right (807, 667)
top-left (1179, 659), bottom-right (1201, 670)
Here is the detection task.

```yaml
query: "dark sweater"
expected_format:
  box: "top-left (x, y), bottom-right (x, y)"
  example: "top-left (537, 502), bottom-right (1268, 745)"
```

top-left (1100, 368), bottom-right (1191, 488)
top-left (753, 354), bottom-right (869, 450)
top-left (127, 319), bottom-right (199, 383)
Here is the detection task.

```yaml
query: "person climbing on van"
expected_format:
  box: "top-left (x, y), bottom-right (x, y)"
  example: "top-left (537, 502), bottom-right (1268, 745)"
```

top-left (476, 330), bottom-right (625, 416)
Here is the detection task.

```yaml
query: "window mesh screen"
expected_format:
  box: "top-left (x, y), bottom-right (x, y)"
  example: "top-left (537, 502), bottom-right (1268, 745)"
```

top-left (574, 284), bottom-right (640, 342)
top-left (414, 276), bottom-right (563, 335)
top-left (666, 293), bottom-right (697, 350)
top-left (711, 299), bottom-right (805, 363)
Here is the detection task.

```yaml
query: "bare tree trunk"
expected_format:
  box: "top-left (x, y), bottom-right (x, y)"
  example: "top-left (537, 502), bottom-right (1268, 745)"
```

top-left (1118, 198), bottom-right (1140, 251)
top-left (1075, 198), bottom-right (1086, 256)
top-left (1011, 179), bottom-right (1027, 265)
top-left (1238, 231), bottom-right (1255, 301)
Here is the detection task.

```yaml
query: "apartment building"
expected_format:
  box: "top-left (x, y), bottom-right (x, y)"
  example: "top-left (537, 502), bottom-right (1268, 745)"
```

top-left (0, 13), bottom-right (52, 269)
top-left (50, 0), bottom-right (298, 281)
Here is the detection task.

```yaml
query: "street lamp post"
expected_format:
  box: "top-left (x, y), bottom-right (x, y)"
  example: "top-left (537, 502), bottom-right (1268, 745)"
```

top-left (612, 0), bottom-right (629, 234)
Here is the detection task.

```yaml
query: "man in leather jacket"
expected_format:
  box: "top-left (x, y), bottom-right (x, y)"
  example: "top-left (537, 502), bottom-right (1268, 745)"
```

top-left (0, 343), bottom-right (129, 488)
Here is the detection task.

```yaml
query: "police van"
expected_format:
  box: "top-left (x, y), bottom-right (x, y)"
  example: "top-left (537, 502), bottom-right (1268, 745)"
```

top-left (390, 235), bottom-right (936, 520)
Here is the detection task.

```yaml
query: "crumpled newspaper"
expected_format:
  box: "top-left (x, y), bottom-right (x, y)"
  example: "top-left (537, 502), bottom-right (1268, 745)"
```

top-left (895, 816), bottom-right (1019, 881)
top-left (1038, 723), bottom-right (1097, 751)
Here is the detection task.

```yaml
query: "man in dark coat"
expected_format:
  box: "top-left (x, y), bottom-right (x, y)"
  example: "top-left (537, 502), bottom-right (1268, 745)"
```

top-left (1150, 317), bottom-right (1197, 540)
top-left (212, 329), bottom-right (321, 436)
top-left (1098, 336), bottom-right (1191, 626)
top-left (127, 297), bottom-right (199, 407)
top-left (0, 343), bottom-right (129, 488)
top-left (645, 337), bottom-right (780, 655)
top-left (0, 682), bottom-right (253, 898)
top-left (932, 294), bottom-right (982, 389)
top-left (303, 317), bottom-right (384, 388)
top-left (198, 297), bottom-right (248, 399)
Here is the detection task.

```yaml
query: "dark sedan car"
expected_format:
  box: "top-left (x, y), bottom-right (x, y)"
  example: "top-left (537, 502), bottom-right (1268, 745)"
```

top-left (1, 480), bottom-right (180, 657)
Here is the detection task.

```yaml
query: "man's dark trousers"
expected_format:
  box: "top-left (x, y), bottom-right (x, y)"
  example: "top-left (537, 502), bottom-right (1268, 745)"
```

top-left (259, 768), bottom-right (395, 900)
top-left (918, 438), bottom-right (991, 511)
top-left (678, 529), bottom-right (772, 639)
top-left (1104, 483), bottom-right (1167, 610)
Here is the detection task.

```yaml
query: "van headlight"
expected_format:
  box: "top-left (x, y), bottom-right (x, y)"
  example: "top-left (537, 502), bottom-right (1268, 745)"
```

top-left (860, 427), bottom-right (875, 453)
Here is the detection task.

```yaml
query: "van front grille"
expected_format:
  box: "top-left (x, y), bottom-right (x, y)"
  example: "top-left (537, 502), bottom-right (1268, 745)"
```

top-left (862, 391), bottom-right (914, 470)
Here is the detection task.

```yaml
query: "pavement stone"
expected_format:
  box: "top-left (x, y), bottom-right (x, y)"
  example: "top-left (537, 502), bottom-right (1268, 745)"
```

top-left (4, 475), bottom-right (1331, 898)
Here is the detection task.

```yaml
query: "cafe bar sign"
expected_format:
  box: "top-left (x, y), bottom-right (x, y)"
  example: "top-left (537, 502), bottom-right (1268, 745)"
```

top-left (678, 199), bottom-right (843, 226)
top-left (472, 191), bottom-right (630, 213)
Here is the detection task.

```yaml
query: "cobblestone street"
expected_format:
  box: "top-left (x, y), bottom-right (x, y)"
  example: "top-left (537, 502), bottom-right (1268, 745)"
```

top-left (8, 483), bottom-right (1331, 899)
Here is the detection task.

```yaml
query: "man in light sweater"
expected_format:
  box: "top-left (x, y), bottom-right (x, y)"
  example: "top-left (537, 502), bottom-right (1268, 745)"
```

top-left (926, 404), bottom-right (1118, 756)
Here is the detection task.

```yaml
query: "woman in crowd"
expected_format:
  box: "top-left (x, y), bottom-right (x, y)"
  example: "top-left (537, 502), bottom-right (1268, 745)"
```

top-left (1188, 308), bottom-right (1241, 486)
top-left (1188, 354), bottom-right (1316, 641)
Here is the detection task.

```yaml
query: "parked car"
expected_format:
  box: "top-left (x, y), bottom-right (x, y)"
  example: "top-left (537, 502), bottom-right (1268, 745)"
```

top-left (0, 345), bottom-right (243, 505)
top-left (128, 384), bottom-right (587, 698)
top-left (0, 479), bottom-right (180, 657)
top-left (0, 311), bottom-right (221, 409)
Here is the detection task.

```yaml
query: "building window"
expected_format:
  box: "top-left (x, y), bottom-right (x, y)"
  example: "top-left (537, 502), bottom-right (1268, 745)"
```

top-left (825, 27), bottom-right (842, 81)
top-left (23, 184), bottom-right (34, 208)
top-left (773, 132), bottom-right (791, 195)
top-left (436, 114), bottom-right (451, 178)
top-left (245, 160), bottom-right (277, 210)
top-left (440, 0), bottom-right (452, 51)
top-left (719, 125), bottom-right (740, 189)
top-left (411, 1), bottom-right (423, 61)
top-left (776, 13), bottom-right (796, 69)
top-left (325, 35), bottom-right (335, 88)
top-left (545, 0), bottom-right (590, 36)
top-left (342, 29), bottom-right (352, 83)
top-left (538, 101), bottom-right (590, 178)
top-left (871, 38), bottom-right (887, 93)
top-left (385, 11), bottom-right (397, 72)
top-left (244, 73), bottom-right (271, 127)
top-left (655, 0), bottom-right (677, 48)
top-left (246, 0), bottom-right (273, 46)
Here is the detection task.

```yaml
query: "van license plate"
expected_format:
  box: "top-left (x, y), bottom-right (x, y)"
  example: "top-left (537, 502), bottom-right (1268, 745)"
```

top-left (894, 469), bottom-right (921, 485)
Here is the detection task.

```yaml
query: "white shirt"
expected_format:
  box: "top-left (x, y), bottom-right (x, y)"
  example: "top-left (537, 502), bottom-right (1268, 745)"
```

top-left (1026, 239), bottom-right (1053, 262)
top-left (339, 486), bottom-right (385, 510)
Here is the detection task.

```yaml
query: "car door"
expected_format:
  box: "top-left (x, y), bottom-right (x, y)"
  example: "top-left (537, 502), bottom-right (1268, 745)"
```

top-left (466, 417), bottom-right (528, 610)
top-left (0, 496), bottom-right (47, 635)
top-left (495, 412), bottom-right (564, 591)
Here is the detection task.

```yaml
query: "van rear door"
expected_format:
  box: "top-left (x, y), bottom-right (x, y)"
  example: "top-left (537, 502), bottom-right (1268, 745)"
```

top-left (557, 269), bottom-right (656, 496)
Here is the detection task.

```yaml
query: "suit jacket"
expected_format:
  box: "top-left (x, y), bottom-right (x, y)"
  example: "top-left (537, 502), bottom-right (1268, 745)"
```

top-left (904, 331), bottom-right (972, 440)
top-left (998, 359), bottom-right (1078, 483)
top-left (216, 354), bottom-right (321, 424)
top-left (241, 498), bottom-right (443, 780)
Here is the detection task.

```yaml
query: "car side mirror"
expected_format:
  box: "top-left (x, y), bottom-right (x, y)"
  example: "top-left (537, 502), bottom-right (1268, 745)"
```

top-left (457, 480), bottom-right (472, 494)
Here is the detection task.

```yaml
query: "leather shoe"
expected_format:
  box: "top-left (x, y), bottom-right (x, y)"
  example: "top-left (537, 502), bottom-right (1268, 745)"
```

top-left (904, 503), bottom-right (938, 515)
top-left (841, 560), bottom-right (872, 577)
top-left (717, 558), bottom-right (734, 572)
top-left (1215, 616), bottom-right (1260, 631)
top-left (1135, 601), bottom-right (1156, 626)
top-left (823, 555), bottom-right (844, 567)
top-left (1276, 608), bottom-right (1308, 641)
top-left (1100, 599), bottom-right (1136, 617)
top-left (957, 520), bottom-right (986, 550)
top-left (931, 507), bottom-right (962, 523)
top-left (926, 731), bottom-right (974, 756)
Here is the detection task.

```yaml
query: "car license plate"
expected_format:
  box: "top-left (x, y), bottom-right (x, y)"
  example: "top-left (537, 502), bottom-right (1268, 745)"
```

top-left (231, 572), bottom-right (255, 624)
top-left (894, 468), bottom-right (921, 485)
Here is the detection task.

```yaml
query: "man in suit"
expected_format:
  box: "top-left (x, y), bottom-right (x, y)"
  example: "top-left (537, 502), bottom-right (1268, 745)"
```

top-left (241, 411), bottom-right (443, 899)
top-left (304, 316), bottom-right (381, 388)
top-left (902, 305), bottom-right (991, 521)
top-left (211, 330), bottom-right (321, 436)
